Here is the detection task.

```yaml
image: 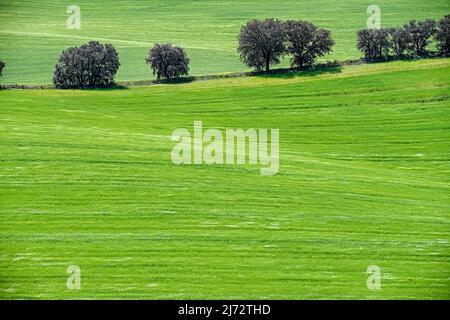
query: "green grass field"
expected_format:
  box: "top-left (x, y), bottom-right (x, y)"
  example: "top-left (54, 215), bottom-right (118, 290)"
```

top-left (0, 0), bottom-right (449, 84)
top-left (1, 59), bottom-right (449, 299)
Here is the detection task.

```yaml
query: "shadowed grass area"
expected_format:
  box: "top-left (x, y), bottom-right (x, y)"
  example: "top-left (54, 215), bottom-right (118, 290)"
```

top-left (259, 66), bottom-right (343, 79)
top-left (0, 59), bottom-right (449, 299)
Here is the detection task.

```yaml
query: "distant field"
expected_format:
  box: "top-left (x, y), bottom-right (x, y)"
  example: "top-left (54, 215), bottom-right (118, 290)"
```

top-left (0, 0), bottom-right (449, 84)
top-left (0, 59), bottom-right (449, 299)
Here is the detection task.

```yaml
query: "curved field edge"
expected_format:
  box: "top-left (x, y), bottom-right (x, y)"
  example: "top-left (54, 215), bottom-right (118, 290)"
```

top-left (0, 59), bottom-right (449, 299)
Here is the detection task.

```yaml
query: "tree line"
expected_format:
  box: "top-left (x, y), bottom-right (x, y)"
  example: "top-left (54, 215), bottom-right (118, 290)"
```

top-left (357, 15), bottom-right (449, 61)
top-left (0, 14), bottom-right (448, 89)
top-left (52, 41), bottom-right (190, 89)
top-left (238, 19), bottom-right (334, 73)
top-left (50, 18), bottom-right (335, 89)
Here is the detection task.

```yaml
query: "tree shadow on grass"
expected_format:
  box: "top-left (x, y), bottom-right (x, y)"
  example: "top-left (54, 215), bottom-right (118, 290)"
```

top-left (115, 77), bottom-right (198, 88)
top-left (257, 65), bottom-right (343, 80)
top-left (157, 77), bottom-right (196, 85)
top-left (87, 83), bottom-right (129, 91)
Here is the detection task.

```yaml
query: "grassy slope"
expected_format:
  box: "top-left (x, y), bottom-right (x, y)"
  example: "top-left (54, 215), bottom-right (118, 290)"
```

top-left (0, 0), bottom-right (449, 84)
top-left (0, 59), bottom-right (449, 299)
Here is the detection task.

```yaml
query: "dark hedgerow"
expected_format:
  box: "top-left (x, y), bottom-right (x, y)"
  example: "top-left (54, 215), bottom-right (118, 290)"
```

top-left (238, 19), bottom-right (286, 73)
top-left (0, 60), bottom-right (5, 77)
top-left (284, 20), bottom-right (334, 69)
top-left (436, 14), bottom-right (450, 57)
top-left (357, 28), bottom-right (391, 61)
top-left (146, 44), bottom-right (190, 81)
top-left (355, 16), bottom-right (449, 62)
top-left (53, 41), bottom-right (120, 89)
top-left (389, 27), bottom-right (411, 58)
top-left (403, 19), bottom-right (436, 56)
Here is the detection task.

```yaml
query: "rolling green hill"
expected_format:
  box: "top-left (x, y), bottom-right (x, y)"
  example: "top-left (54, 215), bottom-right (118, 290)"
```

top-left (1, 59), bottom-right (449, 299)
top-left (0, 0), bottom-right (449, 84)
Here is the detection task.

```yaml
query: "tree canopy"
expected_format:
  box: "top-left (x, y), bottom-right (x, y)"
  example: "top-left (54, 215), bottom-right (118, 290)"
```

top-left (238, 19), bottom-right (286, 73)
top-left (146, 44), bottom-right (190, 81)
top-left (404, 19), bottom-right (436, 56)
top-left (436, 15), bottom-right (450, 57)
top-left (53, 41), bottom-right (120, 89)
top-left (284, 20), bottom-right (334, 69)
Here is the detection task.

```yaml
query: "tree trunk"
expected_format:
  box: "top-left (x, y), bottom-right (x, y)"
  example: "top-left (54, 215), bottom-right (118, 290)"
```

top-left (265, 59), bottom-right (270, 73)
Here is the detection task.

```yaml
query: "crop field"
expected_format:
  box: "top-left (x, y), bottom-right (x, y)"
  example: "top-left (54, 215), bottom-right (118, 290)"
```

top-left (0, 59), bottom-right (449, 299)
top-left (0, 0), bottom-right (449, 84)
